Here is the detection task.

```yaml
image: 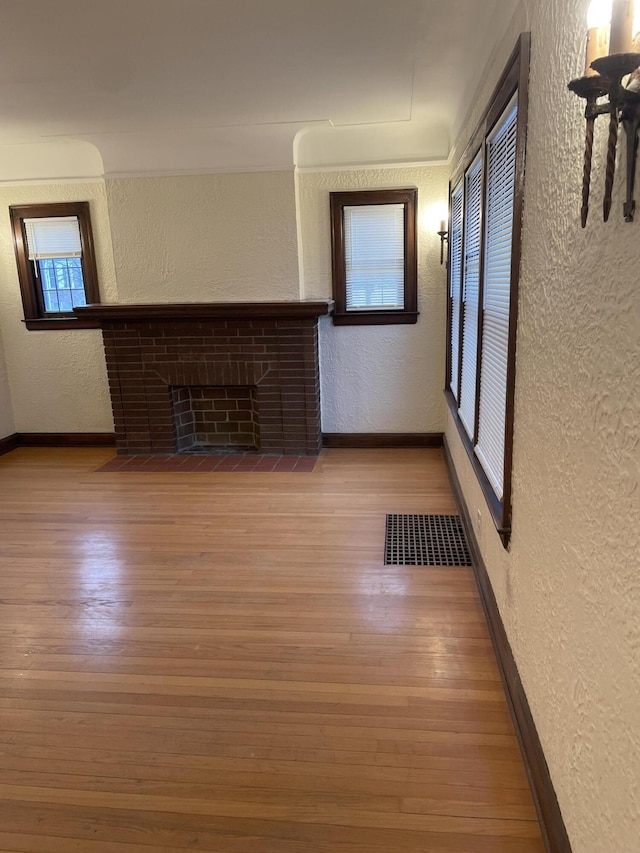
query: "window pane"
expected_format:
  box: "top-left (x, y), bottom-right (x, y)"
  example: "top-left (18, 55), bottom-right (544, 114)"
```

top-left (38, 257), bottom-right (87, 314)
top-left (458, 155), bottom-right (483, 439)
top-left (475, 99), bottom-right (518, 499)
top-left (343, 204), bottom-right (405, 310)
top-left (449, 184), bottom-right (464, 401)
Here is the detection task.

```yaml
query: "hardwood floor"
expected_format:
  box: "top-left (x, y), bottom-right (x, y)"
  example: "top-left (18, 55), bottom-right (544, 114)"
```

top-left (0, 447), bottom-right (544, 852)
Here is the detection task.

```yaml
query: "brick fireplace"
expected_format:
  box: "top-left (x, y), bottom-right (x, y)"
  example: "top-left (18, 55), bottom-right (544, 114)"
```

top-left (76, 301), bottom-right (333, 455)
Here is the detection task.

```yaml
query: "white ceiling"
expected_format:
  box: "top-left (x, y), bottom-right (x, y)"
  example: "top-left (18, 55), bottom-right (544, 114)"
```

top-left (0, 0), bottom-right (518, 179)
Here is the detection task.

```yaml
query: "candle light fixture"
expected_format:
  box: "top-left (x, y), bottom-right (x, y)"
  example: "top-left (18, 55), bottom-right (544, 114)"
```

top-left (437, 219), bottom-right (448, 265)
top-left (585, 0), bottom-right (611, 73)
top-left (568, 0), bottom-right (640, 224)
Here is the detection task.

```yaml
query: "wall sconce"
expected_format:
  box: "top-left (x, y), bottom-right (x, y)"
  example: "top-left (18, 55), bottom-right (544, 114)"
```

top-left (437, 219), bottom-right (448, 265)
top-left (568, 0), bottom-right (640, 225)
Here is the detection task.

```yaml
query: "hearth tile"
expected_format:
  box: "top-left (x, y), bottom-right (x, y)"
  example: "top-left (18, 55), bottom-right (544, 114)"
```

top-left (273, 457), bottom-right (299, 472)
top-left (233, 457), bottom-right (260, 471)
top-left (252, 456), bottom-right (279, 472)
top-left (294, 457), bottom-right (317, 472)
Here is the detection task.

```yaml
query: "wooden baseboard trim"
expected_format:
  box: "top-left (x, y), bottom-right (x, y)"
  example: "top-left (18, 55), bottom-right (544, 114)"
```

top-left (16, 432), bottom-right (117, 447)
top-left (322, 433), bottom-right (444, 449)
top-left (0, 433), bottom-right (19, 456)
top-left (443, 436), bottom-right (572, 853)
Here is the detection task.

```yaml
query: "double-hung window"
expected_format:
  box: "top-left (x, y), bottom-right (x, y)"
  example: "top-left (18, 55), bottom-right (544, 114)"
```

top-left (330, 189), bottom-right (418, 325)
top-left (446, 34), bottom-right (530, 546)
top-left (10, 201), bottom-right (100, 330)
top-left (458, 154), bottom-right (483, 440)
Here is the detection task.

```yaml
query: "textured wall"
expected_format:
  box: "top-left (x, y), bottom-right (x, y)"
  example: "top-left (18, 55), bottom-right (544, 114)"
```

top-left (445, 2), bottom-right (640, 851)
top-left (0, 181), bottom-right (118, 432)
top-left (0, 326), bottom-right (15, 438)
top-left (105, 171), bottom-right (300, 303)
top-left (297, 165), bottom-right (450, 432)
top-left (1, 165), bottom-right (449, 435)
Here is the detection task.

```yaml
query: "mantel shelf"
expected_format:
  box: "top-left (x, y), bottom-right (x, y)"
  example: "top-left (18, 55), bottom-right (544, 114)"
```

top-left (74, 301), bottom-right (334, 323)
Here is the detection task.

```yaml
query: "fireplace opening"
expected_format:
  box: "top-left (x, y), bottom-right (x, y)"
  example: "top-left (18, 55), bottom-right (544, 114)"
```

top-left (171, 386), bottom-right (260, 453)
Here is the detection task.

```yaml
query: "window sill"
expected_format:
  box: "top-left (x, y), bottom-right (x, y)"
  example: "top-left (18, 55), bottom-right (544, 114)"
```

top-left (444, 389), bottom-right (511, 548)
top-left (24, 317), bottom-right (100, 331)
top-left (332, 310), bottom-right (419, 327)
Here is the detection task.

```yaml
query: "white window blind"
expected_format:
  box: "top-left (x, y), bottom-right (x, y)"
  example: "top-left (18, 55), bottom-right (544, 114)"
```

top-left (449, 184), bottom-right (463, 401)
top-left (475, 99), bottom-right (518, 499)
top-left (343, 204), bottom-right (405, 310)
top-left (458, 156), bottom-right (483, 439)
top-left (23, 216), bottom-right (82, 261)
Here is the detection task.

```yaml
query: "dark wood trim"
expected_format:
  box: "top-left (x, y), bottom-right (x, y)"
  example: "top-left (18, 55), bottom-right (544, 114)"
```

top-left (75, 301), bottom-right (334, 322)
top-left (329, 188), bottom-right (418, 326)
top-left (472, 139), bottom-right (488, 448)
top-left (1, 433), bottom-right (115, 453)
top-left (445, 388), bottom-right (509, 545)
top-left (322, 433), bottom-right (443, 449)
top-left (455, 171), bottom-right (468, 402)
top-left (444, 33), bottom-right (531, 545)
top-left (9, 201), bottom-right (101, 330)
top-left (502, 32), bottom-right (531, 533)
top-left (445, 197), bottom-right (452, 391)
top-left (451, 124), bottom-right (485, 192)
top-left (16, 433), bottom-right (116, 447)
top-left (451, 34), bottom-right (528, 187)
top-left (332, 310), bottom-right (419, 326)
top-left (444, 183), bottom-right (454, 393)
top-left (24, 318), bottom-right (100, 331)
top-left (0, 433), bottom-right (19, 456)
top-left (455, 150), bottom-right (484, 444)
top-left (443, 436), bottom-right (572, 853)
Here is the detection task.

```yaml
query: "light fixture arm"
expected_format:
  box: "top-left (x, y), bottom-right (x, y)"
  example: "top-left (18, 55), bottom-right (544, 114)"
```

top-left (569, 51), bottom-right (640, 224)
top-left (437, 229), bottom-right (448, 265)
top-left (621, 94), bottom-right (640, 220)
top-left (569, 76), bottom-right (608, 226)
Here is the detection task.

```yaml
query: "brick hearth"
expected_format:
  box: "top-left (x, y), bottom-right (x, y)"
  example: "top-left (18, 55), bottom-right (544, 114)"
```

top-left (76, 302), bottom-right (333, 456)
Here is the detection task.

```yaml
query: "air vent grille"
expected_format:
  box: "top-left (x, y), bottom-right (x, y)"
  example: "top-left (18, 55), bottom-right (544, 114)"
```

top-left (384, 514), bottom-right (472, 566)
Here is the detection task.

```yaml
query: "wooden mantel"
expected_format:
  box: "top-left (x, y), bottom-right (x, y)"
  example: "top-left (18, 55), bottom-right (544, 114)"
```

top-left (74, 300), bottom-right (334, 323)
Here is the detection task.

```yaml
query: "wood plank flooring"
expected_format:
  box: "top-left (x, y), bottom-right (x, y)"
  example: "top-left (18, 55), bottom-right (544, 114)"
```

top-left (0, 447), bottom-right (544, 852)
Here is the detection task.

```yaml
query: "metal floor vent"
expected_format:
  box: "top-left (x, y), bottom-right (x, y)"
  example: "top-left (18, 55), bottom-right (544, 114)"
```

top-left (384, 514), bottom-right (472, 566)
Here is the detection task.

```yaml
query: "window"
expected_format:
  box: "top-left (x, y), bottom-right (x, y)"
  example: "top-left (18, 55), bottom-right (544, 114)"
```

top-left (330, 189), bottom-right (418, 325)
top-left (446, 34), bottom-right (530, 546)
top-left (9, 201), bottom-right (100, 330)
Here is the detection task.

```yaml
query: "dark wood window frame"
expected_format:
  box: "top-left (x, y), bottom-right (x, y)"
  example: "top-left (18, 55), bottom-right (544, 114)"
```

top-left (330, 188), bottom-right (418, 326)
top-left (9, 201), bottom-right (100, 330)
top-left (445, 33), bottom-right (530, 548)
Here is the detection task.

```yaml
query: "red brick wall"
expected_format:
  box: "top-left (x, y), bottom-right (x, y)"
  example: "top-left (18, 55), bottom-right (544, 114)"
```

top-left (101, 318), bottom-right (321, 455)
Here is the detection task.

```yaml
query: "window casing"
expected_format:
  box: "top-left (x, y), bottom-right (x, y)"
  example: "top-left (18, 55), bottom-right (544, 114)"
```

top-left (330, 189), bottom-right (418, 325)
top-left (445, 34), bottom-right (530, 547)
top-left (9, 201), bottom-right (100, 330)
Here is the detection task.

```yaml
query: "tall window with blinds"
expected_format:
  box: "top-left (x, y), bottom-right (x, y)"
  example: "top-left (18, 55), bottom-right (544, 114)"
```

top-left (330, 189), bottom-right (418, 326)
top-left (475, 98), bottom-right (518, 499)
top-left (10, 201), bottom-right (100, 330)
top-left (448, 184), bottom-right (463, 401)
top-left (458, 156), bottom-right (483, 440)
top-left (444, 34), bottom-right (529, 546)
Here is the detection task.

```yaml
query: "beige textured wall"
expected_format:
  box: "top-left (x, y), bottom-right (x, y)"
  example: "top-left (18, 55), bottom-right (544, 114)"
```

top-left (105, 171), bottom-right (300, 303)
top-left (0, 181), bottom-right (118, 432)
top-left (0, 326), bottom-right (15, 438)
top-left (2, 165), bottom-right (450, 435)
top-left (297, 165), bottom-right (450, 432)
top-left (446, 3), bottom-right (640, 851)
